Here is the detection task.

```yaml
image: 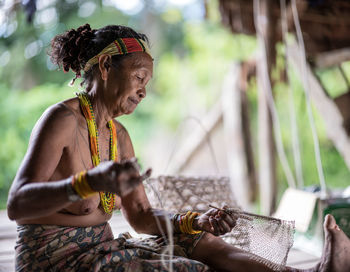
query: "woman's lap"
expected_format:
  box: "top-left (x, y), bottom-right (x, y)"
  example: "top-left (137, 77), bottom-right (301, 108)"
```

top-left (15, 223), bottom-right (211, 272)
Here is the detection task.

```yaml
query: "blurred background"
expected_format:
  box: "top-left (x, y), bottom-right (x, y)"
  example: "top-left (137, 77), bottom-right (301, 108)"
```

top-left (0, 0), bottom-right (349, 212)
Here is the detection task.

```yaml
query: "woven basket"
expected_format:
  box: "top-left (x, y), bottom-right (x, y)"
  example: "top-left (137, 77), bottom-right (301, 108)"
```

top-left (144, 175), bottom-right (237, 213)
top-left (144, 175), bottom-right (293, 271)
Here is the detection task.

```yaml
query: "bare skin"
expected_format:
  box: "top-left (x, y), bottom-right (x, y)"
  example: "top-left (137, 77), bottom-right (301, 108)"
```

top-left (317, 214), bottom-right (350, 272)
top-left (7, 52), bottom-right (155, 226)
top-left (7, 51), bottom-right (350, 271)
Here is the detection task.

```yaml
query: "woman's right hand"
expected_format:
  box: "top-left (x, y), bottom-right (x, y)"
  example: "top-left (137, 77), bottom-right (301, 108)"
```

top-left (86, 158), bottom-right (151, 197)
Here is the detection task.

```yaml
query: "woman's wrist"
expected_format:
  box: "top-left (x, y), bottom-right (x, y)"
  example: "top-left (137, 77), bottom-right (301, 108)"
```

top-left (172, 213), bottom-right (181, 233)
top-left (85, 171), bottom-right (99, 192)
top-left (66, 178), bottom-right (82, 202)
top-left (192, 215), bottom-right (200, 231)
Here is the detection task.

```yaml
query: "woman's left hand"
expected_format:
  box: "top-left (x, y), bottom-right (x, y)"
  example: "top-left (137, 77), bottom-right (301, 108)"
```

top-left (193, 206), bottom-right (237, 236)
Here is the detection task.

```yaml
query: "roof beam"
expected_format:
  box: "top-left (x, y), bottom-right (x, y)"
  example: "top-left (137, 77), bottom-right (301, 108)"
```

top-left (311, 47), bottom-right (350, 68)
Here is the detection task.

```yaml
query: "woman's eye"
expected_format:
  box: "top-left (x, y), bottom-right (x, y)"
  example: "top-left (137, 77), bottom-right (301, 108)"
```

top-left (136, 75), bottom-right (143, 80)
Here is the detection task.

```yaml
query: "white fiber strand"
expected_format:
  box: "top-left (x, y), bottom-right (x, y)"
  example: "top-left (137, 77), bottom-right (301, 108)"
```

top-left (145, 179), bottom-right (174, 272)
top-left (280, 0), bottom-right (304, 188)
top-left (291, 0), bottom-right (327, 195)
top-left (253, 0), bottom-right (297, 188)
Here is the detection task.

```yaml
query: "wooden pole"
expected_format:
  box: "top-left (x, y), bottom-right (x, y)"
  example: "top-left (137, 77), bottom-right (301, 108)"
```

top-left (255, 0), bottom-right (278, 215)
top-left (222, 63), bottom-right (257, 209)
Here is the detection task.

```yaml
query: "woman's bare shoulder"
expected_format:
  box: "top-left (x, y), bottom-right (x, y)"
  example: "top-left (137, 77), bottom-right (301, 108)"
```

top-left (113, 120), bottom-right (132, 142)
top-left (113, 119), bottom-right (127, 133)
top-left (39, 97), bottom-right (80, 122)
top-left (30, 98), bottom-right (80, 142)
top-left (61, 96), bottom-right (81, 113)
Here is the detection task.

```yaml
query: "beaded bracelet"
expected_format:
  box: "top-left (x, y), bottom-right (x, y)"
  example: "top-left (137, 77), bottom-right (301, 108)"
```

top-left (72, 171), bottom-right (96, 199)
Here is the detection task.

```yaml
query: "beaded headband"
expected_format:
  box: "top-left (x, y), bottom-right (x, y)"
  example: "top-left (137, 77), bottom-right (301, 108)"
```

top-left (83, 37), bottom-right (152, 72)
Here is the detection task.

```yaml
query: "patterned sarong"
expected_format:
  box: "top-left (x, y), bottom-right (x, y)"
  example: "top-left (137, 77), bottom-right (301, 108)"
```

top-left (15, 223), bottom-right (211, 272)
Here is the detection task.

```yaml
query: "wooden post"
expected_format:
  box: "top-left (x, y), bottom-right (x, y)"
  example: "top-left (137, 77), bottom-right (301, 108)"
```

top-left (221, 63), bottom-right (257, 210)
top-left (255, 0), bottom-right (278, 215)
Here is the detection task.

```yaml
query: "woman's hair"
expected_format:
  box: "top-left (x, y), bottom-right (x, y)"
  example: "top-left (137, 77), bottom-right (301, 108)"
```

top-left (49, 24), bottom-right (149, 86)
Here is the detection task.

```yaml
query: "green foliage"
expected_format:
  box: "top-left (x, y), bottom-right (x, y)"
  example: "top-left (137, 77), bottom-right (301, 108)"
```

top-left (274, 78), bottom-right (350, 189)
top-left (0, 0), bottom-right (131, 90)
top-left (244, 42), bottom-right (350, 206)
top-left (152, 20), bottom-right (256, 129)
top-left (316, 66), bottom-right (349, 98)
top-left (246, 56), bottom-right (350, 202)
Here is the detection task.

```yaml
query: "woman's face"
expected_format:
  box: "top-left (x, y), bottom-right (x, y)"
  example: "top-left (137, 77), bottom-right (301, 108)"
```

top-left (107, 52), bottom-right (153, 117)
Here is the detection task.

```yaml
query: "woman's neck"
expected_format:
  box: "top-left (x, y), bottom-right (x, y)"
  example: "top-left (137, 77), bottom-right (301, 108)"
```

top-left (86, 87), bottom-right (111, 130)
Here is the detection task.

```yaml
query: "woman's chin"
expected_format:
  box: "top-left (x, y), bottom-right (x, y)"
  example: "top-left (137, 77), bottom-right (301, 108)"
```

top-left (127, 104), bottom-right (137, 114)
top-left (123, 108), bottom-right (135, 115)
top-left (120, 102), bottom-right (137, 115)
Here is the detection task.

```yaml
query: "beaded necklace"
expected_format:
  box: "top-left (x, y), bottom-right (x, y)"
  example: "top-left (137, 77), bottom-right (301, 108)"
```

top-left (77, 92), bottom-right (116, 214)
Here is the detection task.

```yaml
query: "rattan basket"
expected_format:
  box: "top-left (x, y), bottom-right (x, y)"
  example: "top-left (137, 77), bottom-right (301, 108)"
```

top-left (144, 175), bottom-right (293, 271)
top-left (144, 175), bottom-right (237, 213)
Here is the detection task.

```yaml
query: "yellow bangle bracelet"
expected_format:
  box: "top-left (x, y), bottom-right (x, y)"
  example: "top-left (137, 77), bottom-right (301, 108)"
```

top-left (72, 171), bottom-right (96, 199)
top-left (189, 212), bottom-right (202, 234)
top-left (179, 211), bottom-right (202, 235)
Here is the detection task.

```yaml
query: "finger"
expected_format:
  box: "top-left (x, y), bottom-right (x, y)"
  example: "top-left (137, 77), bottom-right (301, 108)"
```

top-left (141, 168), bottom-right (152, 180)
top-left (122, 163), bottom-right (139, 175)
top-left (216, 217), bottom-right (232, 233)
top-left (155, 237), bottom-right (167, 246)
top-left (110, 162), bottom-right (123, 175)
top-left (155, 237), bottom-right (163, 243)
top-left (123, 158), bottom-right (140, 172)
top-left (206, 208), bottom-right (219, 217)
top-left (124, 166), bottom-right (152, 182)
top-left (108, 168), bottom-right (116, 181)
top-left (127, 169), bottom-right (152, 184)
top-left (117, 165), bottom-right (139, 181)
top-left (209, 216), bottom-right (220, 236)
top-left (130, 158), bottom-right (141, 171)
top-left (220, 212), bottom-right (236, 228)
top-left (129, 157), bottom-right (138, 163)
top-left (128, 175), bottom-right (143, 187)
top-left (221, 206), bottom-right (234, 217)
top-left (214, 215), bottom-right (226, 234)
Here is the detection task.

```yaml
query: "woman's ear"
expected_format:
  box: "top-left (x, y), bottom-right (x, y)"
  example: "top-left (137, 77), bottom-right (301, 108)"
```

top-left (98, 54), bottom-right (111, 81)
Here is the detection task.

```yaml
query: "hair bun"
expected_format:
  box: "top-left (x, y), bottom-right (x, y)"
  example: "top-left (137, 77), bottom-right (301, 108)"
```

top-left (49, 23), bottom-right (149, 87)
top-left (49, 23), bottom-right (95, 77)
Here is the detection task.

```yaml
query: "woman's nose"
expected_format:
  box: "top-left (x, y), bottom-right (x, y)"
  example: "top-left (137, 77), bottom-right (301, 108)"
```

top-left (137, 88), bottom-right (146, 99)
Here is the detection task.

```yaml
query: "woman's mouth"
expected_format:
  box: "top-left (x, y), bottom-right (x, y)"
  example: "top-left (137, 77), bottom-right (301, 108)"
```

top-left (128, 97), bottom-right (139, 105)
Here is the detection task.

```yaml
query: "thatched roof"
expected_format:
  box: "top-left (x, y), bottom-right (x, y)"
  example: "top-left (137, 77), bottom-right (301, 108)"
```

top-left (218, 0), bottom-right (350, 56)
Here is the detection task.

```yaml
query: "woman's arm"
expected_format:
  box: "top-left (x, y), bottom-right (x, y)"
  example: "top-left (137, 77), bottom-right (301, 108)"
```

top-left (8, 104), bottom-right (145, 221)
top-left (121, 184), bottom-right (175, 235)
top-left (7, 103), bottom-right (77, 220)
top-left (118, 124), bottom-right (236, 236)
top-left (114, 121), bottom-right (169, 234)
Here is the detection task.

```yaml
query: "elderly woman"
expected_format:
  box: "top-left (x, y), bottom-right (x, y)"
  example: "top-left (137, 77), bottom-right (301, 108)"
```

top-left (7, 24), bottom-right (350, 272)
